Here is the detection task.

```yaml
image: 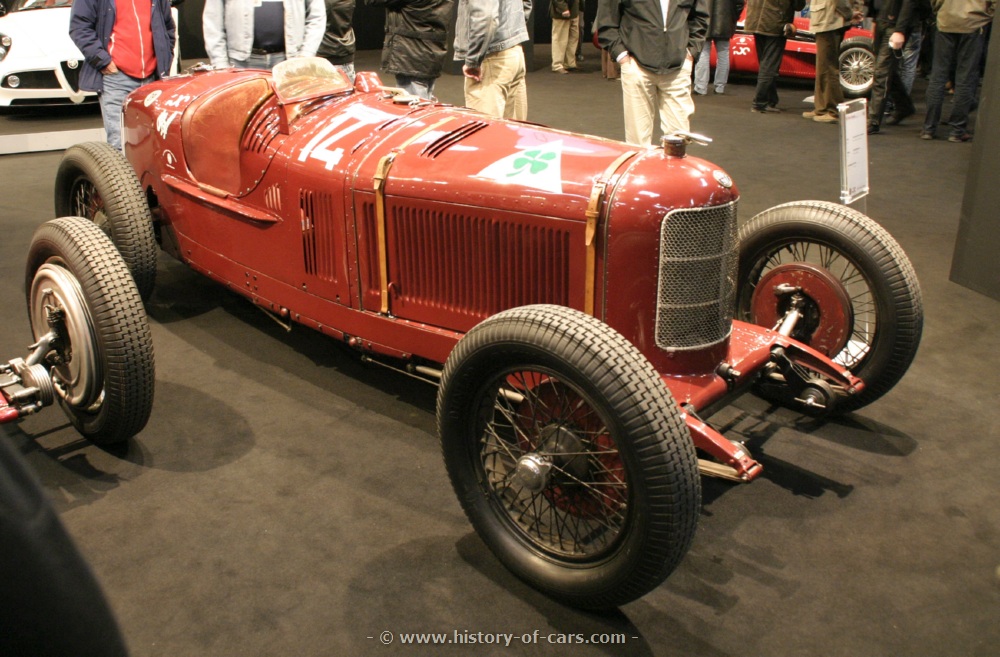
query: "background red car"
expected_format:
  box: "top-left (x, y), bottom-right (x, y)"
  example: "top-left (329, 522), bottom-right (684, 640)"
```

top-left (711, 10), bottom-right (876, 97)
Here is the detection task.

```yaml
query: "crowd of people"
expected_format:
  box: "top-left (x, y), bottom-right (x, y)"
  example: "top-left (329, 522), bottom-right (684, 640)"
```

top-left (67, 0), bottom-right (993, 151)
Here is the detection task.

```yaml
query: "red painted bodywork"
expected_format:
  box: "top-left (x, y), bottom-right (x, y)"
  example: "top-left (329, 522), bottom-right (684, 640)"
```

top-left (121, 66), bottom-right (862, 480)
top-left (711, 13), bottom-right (872, 82)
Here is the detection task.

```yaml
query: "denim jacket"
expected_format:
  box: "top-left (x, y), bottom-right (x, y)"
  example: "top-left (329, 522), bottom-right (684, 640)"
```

top-left (453, 0), bottom-right (531, 67)
top-left (69, 0), bottom-right (175, 93)
top-left (203, 0), bottom-right (327, 67)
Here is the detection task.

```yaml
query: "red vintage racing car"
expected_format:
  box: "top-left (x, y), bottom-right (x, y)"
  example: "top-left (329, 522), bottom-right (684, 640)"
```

top-left (710, 11), bottom-right (876, 97)
top-left (54, 58), bottom-right (922, 609)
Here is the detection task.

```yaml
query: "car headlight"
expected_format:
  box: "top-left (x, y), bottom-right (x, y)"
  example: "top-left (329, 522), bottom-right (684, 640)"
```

top-left (0, 34), bottom-right (10, 62)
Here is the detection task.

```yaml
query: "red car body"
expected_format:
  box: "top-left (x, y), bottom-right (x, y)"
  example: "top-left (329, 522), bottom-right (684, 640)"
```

top-left (120, 63), bottom-right (862, 482)
top-left (53, 59), bottom-right (916, 608)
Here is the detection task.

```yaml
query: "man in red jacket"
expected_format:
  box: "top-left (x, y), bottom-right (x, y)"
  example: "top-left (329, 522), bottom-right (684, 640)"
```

top-left (70, 0), bottom-right (176, 151)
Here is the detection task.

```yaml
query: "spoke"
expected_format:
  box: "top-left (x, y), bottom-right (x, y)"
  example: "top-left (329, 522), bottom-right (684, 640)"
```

top-left (479, 368), bottom-right (629, 558)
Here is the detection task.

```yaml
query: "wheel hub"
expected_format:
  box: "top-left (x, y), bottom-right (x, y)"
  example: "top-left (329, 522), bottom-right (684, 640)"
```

top-left (749, 262), bottom-right (854, 357)
top-left (29, 263), bottom-right (103, 408)
top-left (513, 453), bottom-right (552, 494)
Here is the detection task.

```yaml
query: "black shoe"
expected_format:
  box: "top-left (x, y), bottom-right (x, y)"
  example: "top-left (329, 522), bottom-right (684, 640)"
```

top-left (752, 105), bottom-right (781, 113)
top-left (886, 108), bottom-right (915, 126)
top-left (867, 123), bottom-right (880, 135)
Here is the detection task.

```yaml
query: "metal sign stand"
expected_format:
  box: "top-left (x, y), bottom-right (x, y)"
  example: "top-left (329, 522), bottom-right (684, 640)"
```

top-left (838, 98), bottom-right (869, 212)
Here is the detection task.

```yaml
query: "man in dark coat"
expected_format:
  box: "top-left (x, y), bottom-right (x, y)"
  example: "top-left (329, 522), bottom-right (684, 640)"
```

top-left (866, 0), bottom-right (930, 133)
top-left (318, 0), bottom-right (357, 82)
top-left (596, 0), bottom-right (710, 145)
top-left (744, 0), bottom-right (804, 112)
top-left (366, 0), bottom-right (454, 99)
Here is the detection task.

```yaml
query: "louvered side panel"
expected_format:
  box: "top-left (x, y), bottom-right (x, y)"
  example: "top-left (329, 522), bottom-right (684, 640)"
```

top-left (357, 198), bottom-right (382, 311)
top-left (300, 189), bottom-right (339, 283)
top-left (388, 203), bottom-right (572, 330)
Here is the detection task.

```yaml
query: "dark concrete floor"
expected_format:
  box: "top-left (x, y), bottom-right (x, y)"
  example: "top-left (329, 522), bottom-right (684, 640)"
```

top-left (1, 48), bottom-right (998, 657)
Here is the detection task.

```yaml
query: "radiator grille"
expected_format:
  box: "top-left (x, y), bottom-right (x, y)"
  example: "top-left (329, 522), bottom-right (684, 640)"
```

top-left (655, 201), bottom-right (738, 351)
top-left (390, 205), bottom-right (571, 318)
top-left (3, 70), bottom-right (58, 89)
top-left (60, 61), bottom-right (82, 92)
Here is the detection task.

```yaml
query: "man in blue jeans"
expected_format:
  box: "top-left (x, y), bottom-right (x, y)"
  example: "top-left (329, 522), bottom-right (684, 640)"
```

top-left (70, 0), bottom-right (176, 151)
top-left (921, 0), bottom-right (993, 142)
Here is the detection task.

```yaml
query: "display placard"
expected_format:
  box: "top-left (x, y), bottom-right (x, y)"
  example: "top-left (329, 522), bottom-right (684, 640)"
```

top-left (838, 98), bottom-right (869, 204)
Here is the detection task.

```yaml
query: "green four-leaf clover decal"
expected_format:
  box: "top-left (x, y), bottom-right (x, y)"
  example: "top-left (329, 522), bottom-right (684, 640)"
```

top-left (509, 149), bottom-right (556, 176)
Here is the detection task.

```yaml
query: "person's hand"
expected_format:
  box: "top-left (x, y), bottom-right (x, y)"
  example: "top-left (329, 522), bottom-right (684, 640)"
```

top-left (783, 22), bottom-right (797, 37)
top-left (561, 9), bottom-right (570, 16)
top-left (462, 64), bottom-right (482, 82)
top-left (889, 31), bottom-right (905, 49)
top-left (851, 10), bottom-right (864, 24)
top-left (101, 61), bottom-right (119, 75)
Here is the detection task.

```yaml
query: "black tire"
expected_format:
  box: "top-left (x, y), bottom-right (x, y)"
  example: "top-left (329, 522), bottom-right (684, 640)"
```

top-left (737, 201), bottom-right (922, 413)
top-left (25, 217), bottom-right (155, 444)
top-left (437, 305), bottom-right (700, 609)
top-left (54, 141), bottom-right (157, 301)
top-left (840, 36), bottom-right (875, 98)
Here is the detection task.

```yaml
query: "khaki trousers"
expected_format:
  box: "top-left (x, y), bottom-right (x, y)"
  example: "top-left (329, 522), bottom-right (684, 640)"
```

top-left (814, 29), bottom-right (846, 117)
top-left (551, 17), bottom-right (580, 72)
top-left (464, 46), bottom-right (528, 121)
top-left (620, 57), bottom-right (694, 146)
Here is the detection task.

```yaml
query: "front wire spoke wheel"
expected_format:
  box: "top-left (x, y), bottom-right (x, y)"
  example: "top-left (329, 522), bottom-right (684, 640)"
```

top-left (737, 201), bottom-right (923, 412)
top-left (438, 305), bottom-right (700, 609)
top-left (748, 239), bottom-right (877, 369)
top-left (25, 217), bottom-right (155, 444)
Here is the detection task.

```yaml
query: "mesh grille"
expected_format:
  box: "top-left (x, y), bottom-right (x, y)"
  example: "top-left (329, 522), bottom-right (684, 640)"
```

top-left (3, 70), bottom-right (59, 89)
top-left (655, 201), bottom-right (738, 351)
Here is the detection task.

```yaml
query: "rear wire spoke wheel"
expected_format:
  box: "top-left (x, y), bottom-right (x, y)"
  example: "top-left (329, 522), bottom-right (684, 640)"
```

top-left (26, 217), bottom-right (155, 444)
top-left (840, 36), bottom-right (876, 97)
top-left (438, 305), bottom-right (700, 609)
top-left (737, 201), bottom-right (923, 412)
top-left (54, 141), bottom-right (157, 300)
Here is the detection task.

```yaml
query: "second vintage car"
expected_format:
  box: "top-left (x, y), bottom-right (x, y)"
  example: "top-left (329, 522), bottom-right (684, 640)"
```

top-left (54, 58), bottom-right (922, 609)
top-left (710, 10), bottom-right (876, 97)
